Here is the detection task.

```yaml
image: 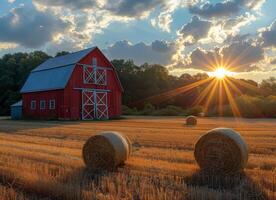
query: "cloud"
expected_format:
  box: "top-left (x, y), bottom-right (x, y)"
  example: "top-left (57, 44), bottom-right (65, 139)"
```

top-left (270, 58), bottom-right (276, 65)
top-left (105, 0), bottom-right (167, 18)
top-left (151, 0), bottom-right (199, 32)
top-left (221, 41), bottom-right (264, 71)
top-left (104, 40), bottom-right (178, 65)
top-left (0, 5), bottom-right (70, 48)
top-left (34, 0), bottom-right (167, 18)
top-left (222, 12), bottom-right (256, 32)
top-left (0, 42), bottom-right (18, 49)
top-left (189, 0), bottom-right (265, 18)
top-left (259, 20), bottom-right (276, 48)
top-left (33, 0), bottom-right (98, 10)
top-left (180, 40), bottom-right (264, 72)
top-left (210, 13), bottom-right (256, 43)
top-left (179, 16), bottom-right (212, 44)
top-left (189, 1), bottom-right (241, 18)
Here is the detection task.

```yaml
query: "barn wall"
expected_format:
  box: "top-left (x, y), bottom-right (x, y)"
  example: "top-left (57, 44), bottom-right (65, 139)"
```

top-left (65, 48), bottom-right (122, 119)
top-left (22, 90), bottom-right (65, 119)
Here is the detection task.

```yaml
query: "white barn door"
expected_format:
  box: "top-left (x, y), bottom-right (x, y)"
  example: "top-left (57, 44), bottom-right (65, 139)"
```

top-left (82, 90), bottom-right (95, 120)
top-left (82, 90), bottom-right (108, 120)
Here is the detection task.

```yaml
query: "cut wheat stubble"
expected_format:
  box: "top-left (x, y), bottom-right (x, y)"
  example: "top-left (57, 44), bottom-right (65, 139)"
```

top-left (194, 128), bottom-right (248, 174)
top-left (82, 132), bottom-right (131, 171)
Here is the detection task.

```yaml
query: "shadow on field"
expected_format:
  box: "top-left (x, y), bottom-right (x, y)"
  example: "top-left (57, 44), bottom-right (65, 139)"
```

top-left (0, 116), bottom-right (127, 133)
top-left (184, 170), bottom-right (269, 200)
top-left (0, 119), bottom-right (70, 133)
top-left (61, 166), bottom-right (117, 187)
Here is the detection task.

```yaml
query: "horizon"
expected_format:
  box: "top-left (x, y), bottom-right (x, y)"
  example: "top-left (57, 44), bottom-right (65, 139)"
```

top-left (0, 0), bottom-right (276, 82)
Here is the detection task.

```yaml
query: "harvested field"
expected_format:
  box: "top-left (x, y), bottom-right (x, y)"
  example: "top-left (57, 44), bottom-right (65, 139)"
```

top-left (0, 117), bottom-right (276, 200)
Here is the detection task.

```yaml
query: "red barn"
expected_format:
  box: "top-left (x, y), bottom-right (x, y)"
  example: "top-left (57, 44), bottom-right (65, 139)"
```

top-left (20, 47), bottom-right (123, 120)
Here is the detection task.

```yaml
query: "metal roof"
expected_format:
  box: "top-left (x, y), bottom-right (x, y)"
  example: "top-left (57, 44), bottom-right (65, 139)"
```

top-left (20, 65), bottom-right (75, 93)
top-left (32, 47), bottom-right (96, 72)
top-left (11, 100), bottom-right (22, 107)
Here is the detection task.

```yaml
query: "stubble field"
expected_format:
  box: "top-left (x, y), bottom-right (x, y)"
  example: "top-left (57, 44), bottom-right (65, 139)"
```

top-left (0, 117), bottom-right (276, 200)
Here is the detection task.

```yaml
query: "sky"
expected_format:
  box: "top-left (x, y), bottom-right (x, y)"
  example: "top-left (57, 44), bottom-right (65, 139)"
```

top-left (0, 0), bottom-right (275, 82)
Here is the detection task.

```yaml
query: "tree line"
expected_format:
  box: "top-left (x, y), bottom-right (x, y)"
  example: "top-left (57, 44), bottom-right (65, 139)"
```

top-left (0, 51), bottom-right (275, 117)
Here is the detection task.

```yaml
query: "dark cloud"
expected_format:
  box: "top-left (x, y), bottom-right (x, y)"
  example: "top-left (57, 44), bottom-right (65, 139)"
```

top-left (184, 41), bottom-right (264, 72)
top-left (179, 16), bottom-right (212, 43)
top-left (270, 58), bottom-right (276, 65)
top-left (151, 40), bottom-right (171, 52)
top-left (34, 0), bottom-right (166, 17)
top-left (34, 0), bottom-right (98, 10)
top-left (104, 40), bottom-right (177, 65)
top-left (189, 1), bottom-right (241, 18)
top-left (189, 0), bottom-right (265, 18)
top-left (225, 34), bottom-right (251, 44)
top-left (259, 20), bottom-right (276, 47)
top-left (105, 0), bottom-right (166, 17)
top-left (0, 5), bottom-right (70, 48)
top-left (221, 41), bottom-right (264, 71)
top-left (186, 47), bottom-right (222, 70)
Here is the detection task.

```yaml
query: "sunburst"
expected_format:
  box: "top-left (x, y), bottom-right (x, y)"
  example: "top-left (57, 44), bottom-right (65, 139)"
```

top-left (130, 64), bottom-right (262, 118)
top-left (209, 67), bottom-right (235, 79)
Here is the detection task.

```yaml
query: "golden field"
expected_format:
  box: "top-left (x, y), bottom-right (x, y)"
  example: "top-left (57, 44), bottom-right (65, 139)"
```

top-left (0, 117), bottom-right (276, 200)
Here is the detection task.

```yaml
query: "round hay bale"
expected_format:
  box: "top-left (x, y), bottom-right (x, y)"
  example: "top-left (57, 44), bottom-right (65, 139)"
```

top-left (194, 128), bottom-right (248, 174)
top-left (186, 115), bottom-right (197, 126)
top-left (82, 131), bottom-right (131, 171)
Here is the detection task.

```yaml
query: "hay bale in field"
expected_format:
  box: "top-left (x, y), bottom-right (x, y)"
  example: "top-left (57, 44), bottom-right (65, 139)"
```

top-left (82, 131), bottom-right (131, 171)
top-left (194, 128), bottom-right (248, 174)
top-left (186, 115), bottom-right (197, 126)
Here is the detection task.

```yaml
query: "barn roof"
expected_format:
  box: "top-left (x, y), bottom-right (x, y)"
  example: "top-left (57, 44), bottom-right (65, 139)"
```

top-left (21, 65), bottom-right (75, 93)
top-left (32, 47), bottom-right (96, 72)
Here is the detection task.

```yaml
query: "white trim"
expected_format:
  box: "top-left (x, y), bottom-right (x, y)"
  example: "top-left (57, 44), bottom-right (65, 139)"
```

top-left (49, 99), bottom-right (56, 110)
top-left (40, 100), bottom-right (46, 110)
top-left (74, 88), bottom-right (110, 92)
top-left (77, 63), bottom-right (113, 71)
top-left (81, 90), bottom-right (109, 120)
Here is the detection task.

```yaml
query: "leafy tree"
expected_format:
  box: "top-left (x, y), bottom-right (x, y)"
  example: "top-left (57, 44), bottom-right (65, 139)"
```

top-left (55, 51), bottom-right (70, 57)
top-left (260, 77), bottom-right (276, 93)
top-left (0, 51), bottom-right (50, 115)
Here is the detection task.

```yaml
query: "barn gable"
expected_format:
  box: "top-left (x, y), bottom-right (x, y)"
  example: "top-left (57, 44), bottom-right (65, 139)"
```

top-left (21, 47), bottom-right (123, 93)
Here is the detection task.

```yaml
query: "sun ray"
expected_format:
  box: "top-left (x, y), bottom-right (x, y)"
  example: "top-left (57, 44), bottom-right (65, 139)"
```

top-left (225, 78), bottom-right (263, 116)
top-left (222, 79), bottom-right (241, 118)
top-left (203, 79), bottom-right (220, 113)
top-left (192, 78), bottom-right (217, 106)
top-left (218, 80), bottom-right (224, 116)
top-left (130, 77), bottom-right (213, 107)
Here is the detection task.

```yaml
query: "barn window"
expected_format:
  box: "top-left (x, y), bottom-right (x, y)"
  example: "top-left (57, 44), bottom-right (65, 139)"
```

top-left (49, 99), bottom-right (56, 110)
top-left (40, 100), bottom-right (46, 110)
top-left (92, 57), bottom-right (97, 66)
top-left (30, 100), bottom-right (36, 110)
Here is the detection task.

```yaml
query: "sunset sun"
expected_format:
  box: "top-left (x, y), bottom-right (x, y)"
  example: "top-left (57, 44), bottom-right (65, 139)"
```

top-left (210, 67), bottom-right (235, 79)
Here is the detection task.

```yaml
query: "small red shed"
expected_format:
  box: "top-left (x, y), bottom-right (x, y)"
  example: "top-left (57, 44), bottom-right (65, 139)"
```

top-left (20, 47), bottom-right (123, 120)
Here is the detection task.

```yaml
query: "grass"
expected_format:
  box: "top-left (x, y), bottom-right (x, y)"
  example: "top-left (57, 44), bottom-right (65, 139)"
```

top-left (0, 117), bottom-right (276, 199)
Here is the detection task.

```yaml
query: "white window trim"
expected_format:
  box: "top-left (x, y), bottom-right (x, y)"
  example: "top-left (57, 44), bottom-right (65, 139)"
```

top-left (49, 99), bottom-right (56, 110)
top-left (40, 100), bottom-right (46, 110)
top-left (31, 100), bottom-right (36, 110)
